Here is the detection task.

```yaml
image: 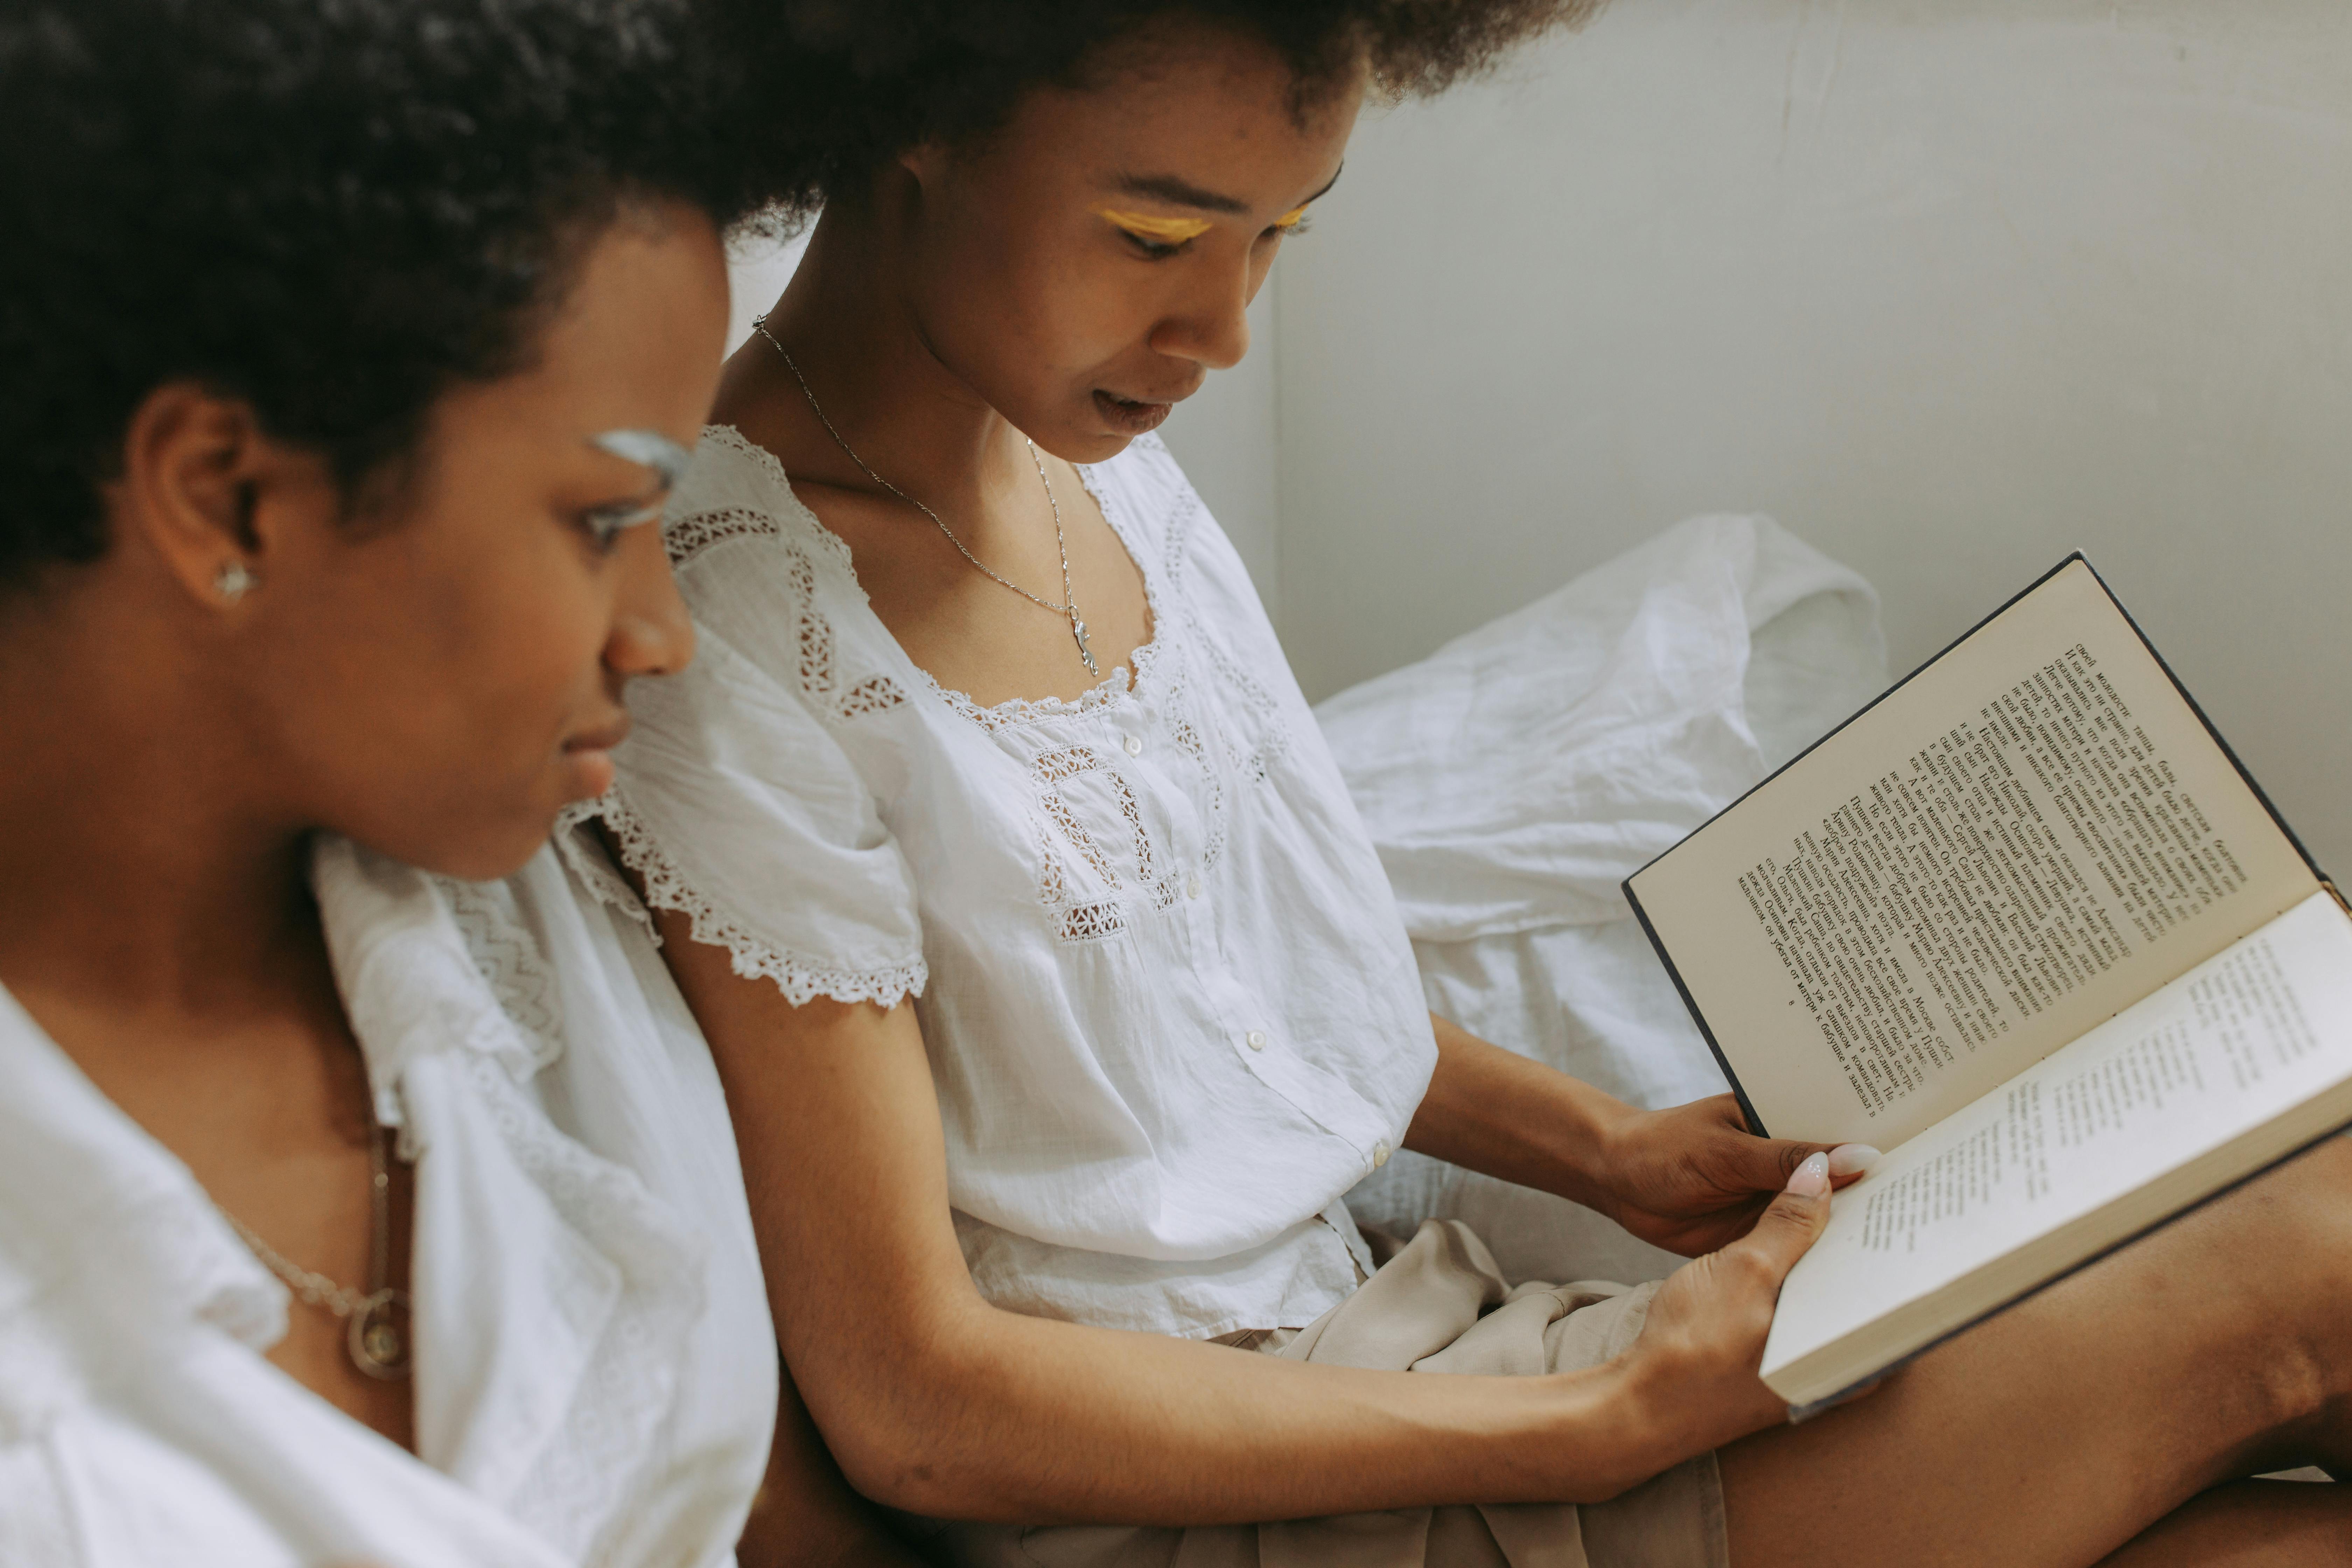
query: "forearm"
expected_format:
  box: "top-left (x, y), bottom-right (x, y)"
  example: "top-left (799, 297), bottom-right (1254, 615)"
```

top-left (1402, 1012), bottom-right (1632, 1210)
top-left (713, 1004), bottom-right (1666, 1522)
top-left (795, 1280), bottom-right (1664, 1525)
top-left (664, 912), bottom-right (1673, 1526)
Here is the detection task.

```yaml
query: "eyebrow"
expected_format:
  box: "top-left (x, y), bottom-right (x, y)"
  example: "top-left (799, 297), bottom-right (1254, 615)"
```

top-left (1111, 162), bottom-right (1344, 217)
top-left (590, 428), bottom-right (693, 492)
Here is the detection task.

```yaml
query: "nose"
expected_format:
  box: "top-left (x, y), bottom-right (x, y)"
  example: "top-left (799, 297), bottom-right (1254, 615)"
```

top-left (1148, 253), bottom-right (1255, 372)
top-left (604, 518), bottom-right (697, 680)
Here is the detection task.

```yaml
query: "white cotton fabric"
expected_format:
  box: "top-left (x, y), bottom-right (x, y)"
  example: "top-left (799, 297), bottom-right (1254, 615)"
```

top-left (1323, 516), bottom-right (1889, 1285)
top-left (606, 427), bottom-right (1436, 1339)
top-left (0, 831), bottom-right (777, 1568)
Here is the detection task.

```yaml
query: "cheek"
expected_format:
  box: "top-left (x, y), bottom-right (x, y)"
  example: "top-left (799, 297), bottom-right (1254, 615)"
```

top-left (301, 528), bottom-right (608, 798)
top-left (419, 550), bottom-right (610, 749)
top-left (916, 218), bottom-right (1148, 404)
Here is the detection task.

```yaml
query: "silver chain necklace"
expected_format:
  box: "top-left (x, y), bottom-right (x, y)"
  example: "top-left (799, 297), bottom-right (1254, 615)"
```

top-left (751, 313), bottom-right (1100, 678)
top-left (221, 1115), bottom-right (412, 1382)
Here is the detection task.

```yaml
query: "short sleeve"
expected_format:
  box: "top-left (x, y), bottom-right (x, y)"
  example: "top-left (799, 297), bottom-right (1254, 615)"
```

top-left (603, 621), bottom-right (927, 1008)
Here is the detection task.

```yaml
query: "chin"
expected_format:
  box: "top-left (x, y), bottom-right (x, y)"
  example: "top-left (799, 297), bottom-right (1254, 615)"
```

top-left (392, 826), bottom-right (552, 884)
top-left (1034, 419), bottom-right (1139, 466)
top-left (356, 793), bottom-right (567, 886)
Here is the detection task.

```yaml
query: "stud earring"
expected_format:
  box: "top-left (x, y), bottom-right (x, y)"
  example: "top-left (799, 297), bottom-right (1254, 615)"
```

top-left (215, 561), bottom-right (256, 602)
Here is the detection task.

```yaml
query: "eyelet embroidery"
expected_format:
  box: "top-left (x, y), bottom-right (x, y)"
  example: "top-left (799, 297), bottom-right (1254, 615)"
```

top-left (1031, 744), bottom-right (1168, 943)
top-left (1196, 632), bottom-right (1287, 786)
top-left (1171, 715), bottom-right (1226, 871)
top-left (664, 499), bottom-right (908, 726)
top-left (663, 505), bottom-right (779, 568)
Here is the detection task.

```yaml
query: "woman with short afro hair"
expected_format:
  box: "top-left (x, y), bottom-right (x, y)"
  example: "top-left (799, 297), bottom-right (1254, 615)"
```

top-left (0, 1), bottom-right (899, 1562)
top-left (605, 3), bottom-right (2352, 1562)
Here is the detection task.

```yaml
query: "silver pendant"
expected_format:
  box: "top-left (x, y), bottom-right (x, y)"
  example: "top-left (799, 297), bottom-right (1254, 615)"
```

top-left (1071, 616), bottom-right (1100, 678)
top-left (348, 1288), bottom-right (414, 1381)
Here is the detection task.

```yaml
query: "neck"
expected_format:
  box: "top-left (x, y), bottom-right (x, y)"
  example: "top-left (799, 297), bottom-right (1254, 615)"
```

top-left (713, 193), bottom-right (1038, 519)
top-left (0, 576), bottom-right (315, 1017)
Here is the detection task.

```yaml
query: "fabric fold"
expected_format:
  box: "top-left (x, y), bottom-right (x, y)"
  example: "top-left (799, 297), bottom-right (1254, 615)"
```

top-left (314, 838), bottom-right (712, 1562)
top-left (1316, 515), bottom-right (1882, 943)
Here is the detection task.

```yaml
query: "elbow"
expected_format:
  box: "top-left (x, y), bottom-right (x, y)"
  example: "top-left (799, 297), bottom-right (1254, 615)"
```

top-left (800, 1327), bottom-right (1031, 1523)
top-left (825, 1407), bottom-right (1011, 1523)
top-left (832, 1442), bottom-right (973, 1522)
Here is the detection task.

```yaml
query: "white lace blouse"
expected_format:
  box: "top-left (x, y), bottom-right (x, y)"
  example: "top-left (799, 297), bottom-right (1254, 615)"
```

top-left (604, 428), bottom-right (1438, 1338)
top-left (0, 832), bottom-right (776, 1567)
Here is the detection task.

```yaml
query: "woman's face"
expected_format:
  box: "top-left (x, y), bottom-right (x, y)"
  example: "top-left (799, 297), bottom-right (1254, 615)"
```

top-left (896, 23), bottom-right (1363, 463)
top-left (232, 206), bottom-right (729, 879)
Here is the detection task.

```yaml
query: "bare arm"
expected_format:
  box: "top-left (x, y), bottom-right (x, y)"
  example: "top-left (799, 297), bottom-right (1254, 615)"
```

top-left (734, 1359), bottom-right (928, 1568)
top-left (657, 909), bottom-right (1831, 1525)
top-left (1408, 1013), bottom-right (1868, 1255)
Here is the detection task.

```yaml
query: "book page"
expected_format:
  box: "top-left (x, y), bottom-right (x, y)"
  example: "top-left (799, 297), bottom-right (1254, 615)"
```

top-left (1762, 890), bottom-right (2352, 1386)
top-left (1629, 560), bottom-right (2316, 1146)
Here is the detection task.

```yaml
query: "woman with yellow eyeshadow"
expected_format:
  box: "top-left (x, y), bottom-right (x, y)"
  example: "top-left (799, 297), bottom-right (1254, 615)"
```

top-left (1093, 208), bottom-right (1218, 247)
top-left (1094, 205), bottom-right (1305, 250)
top-left (597, 1), bottom-right (2352, 1563)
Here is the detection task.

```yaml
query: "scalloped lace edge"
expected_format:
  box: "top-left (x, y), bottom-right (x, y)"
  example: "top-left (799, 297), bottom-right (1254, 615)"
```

top-left (551, 800), bottom-right (652, 927)
top-left (594, 788), bottom-right (927, 1009)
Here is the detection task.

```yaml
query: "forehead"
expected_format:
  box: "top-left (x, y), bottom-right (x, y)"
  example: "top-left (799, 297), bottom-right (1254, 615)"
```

top-left (434, 207), bottom-right (729, 455)
top-left (999, 23), bottom-right (1363, 198)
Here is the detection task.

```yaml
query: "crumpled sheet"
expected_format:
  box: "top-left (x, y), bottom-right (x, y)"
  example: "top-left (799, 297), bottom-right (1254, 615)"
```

top-left (1318, 516), bottom-right (1889, 1285)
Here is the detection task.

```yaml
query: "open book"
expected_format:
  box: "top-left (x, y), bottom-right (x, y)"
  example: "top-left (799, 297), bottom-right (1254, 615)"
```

top-left (1624, 555), bottom-right (2352, 1415)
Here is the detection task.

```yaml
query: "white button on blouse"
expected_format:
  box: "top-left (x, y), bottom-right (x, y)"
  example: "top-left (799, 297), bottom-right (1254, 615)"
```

top-left (606, 428), bottom-right (1436, 1338)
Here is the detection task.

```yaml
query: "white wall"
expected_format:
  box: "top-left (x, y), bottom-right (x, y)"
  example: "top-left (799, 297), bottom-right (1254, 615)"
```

top-left (1254, 0), bottom-right (2352, 877)
top-left (1160, 289), bottom-right (1282, 608)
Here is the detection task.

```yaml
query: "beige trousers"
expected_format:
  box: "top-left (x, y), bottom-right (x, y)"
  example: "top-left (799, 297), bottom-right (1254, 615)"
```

top-left (923, 1220), bottom-right (1726, 1568)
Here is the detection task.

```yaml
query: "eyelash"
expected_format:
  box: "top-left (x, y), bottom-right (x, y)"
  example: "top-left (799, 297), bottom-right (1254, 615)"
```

top-left (1118, 215), bottom-right (1312, 261)
top-left (579, 504), bottom-right (647, 553)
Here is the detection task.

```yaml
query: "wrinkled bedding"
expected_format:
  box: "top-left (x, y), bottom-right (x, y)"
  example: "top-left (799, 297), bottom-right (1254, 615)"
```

top-left (1318, 516), bottom-right (1888, 1284)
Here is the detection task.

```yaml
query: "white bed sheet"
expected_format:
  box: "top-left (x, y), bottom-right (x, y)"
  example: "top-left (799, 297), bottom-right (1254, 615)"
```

top-left (1317, 516), bottom-right (1888, 1284)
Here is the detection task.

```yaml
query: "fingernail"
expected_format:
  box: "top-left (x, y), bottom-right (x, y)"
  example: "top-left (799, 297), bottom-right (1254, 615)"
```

top-left (1827, 1144), bottom-right (1883, 1178)
top-left (1787, 1152), bottom-right (1830, 1197)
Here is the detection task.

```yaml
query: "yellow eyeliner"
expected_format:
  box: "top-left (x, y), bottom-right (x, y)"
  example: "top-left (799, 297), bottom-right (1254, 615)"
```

top-left (1274, 204), bottom-right (1310, 229)
top-left (1096, 208), bottom-right (1214, 245)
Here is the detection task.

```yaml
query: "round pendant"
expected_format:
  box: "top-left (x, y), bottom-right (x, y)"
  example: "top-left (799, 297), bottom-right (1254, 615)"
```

top-left (348, 1288), bottom-right (413, 1381)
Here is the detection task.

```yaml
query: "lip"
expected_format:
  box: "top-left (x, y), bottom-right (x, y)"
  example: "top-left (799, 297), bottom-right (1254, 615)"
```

top-left (1093, 389), bottom-right (1174, 435)
top-left (564, 714), bottom-right (632, 755)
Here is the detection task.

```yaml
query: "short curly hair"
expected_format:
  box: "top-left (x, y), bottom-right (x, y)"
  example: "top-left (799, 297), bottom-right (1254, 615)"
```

top-left (0, 0), bottom-right (752, 589)
top-left (705, 0), bottom-right (1600, 227)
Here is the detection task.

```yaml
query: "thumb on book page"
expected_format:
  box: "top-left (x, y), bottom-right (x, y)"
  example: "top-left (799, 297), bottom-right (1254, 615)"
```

top-left (1743, 1152), bottom-right (1833, 1274)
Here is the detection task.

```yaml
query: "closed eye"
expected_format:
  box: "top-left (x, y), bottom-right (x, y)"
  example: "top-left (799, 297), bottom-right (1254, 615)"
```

top-left (579, 495), bottom-right (665, 552)
top-left (1098, 207), bottom-right (1213, 260)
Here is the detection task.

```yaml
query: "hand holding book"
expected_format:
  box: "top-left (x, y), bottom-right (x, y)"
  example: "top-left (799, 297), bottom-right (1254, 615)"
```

top-left (1613, 1153), bottom-right (1860, 1465)
top-left (1623, 555), bottom-right (2352, 1414)
top-left (1585, 1092), bottom-right (1879, 1254)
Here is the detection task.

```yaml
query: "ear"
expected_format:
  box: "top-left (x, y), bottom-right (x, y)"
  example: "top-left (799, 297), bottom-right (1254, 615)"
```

top-left (896, 139), bottom-right (952, 191)
top-left (110, 383), bottom-right (337, 611)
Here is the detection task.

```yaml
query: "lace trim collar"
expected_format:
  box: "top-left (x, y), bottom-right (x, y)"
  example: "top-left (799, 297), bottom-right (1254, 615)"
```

top-left (695, 422), bottom-right (1175, 733)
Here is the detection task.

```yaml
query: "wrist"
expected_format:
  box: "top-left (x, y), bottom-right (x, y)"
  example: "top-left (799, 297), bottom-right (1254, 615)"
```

top-left (1528, 1359), bottom-right (1679, 1504)
top-left (1604, 1340), bottom-right (1704, 1482)
top-left (1547, 1079), bottom-right (1641, 1214)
